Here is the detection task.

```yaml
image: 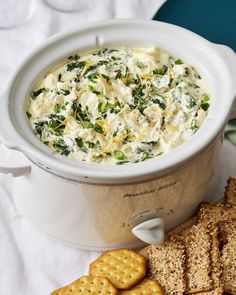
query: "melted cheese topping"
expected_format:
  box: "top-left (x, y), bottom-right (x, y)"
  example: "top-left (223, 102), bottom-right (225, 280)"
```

top-left (26, 47), bottom-right (210, 165)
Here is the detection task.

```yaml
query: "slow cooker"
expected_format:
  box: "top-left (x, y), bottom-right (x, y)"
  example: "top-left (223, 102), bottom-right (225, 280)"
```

top-left (0, 20), bottom-right (236, 250)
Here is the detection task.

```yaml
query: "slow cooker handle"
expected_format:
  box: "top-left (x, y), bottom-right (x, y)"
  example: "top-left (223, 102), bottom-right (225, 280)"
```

top-left (132, 218), bottom-right (164, 244)
top-left (0, 143), bottom-right (31, 177)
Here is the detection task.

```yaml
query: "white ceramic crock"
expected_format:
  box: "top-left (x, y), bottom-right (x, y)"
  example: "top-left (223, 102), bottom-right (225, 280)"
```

top-left (0, 20), bottom-right (236, 250)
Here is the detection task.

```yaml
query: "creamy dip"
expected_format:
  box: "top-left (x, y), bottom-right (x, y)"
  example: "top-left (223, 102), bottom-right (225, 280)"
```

top-left (26, 47), bottom-right (210, 165)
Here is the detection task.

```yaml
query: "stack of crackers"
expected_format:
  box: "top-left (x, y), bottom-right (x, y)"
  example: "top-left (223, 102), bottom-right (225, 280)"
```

top-left (51, 249), bottom-right (163, 294)
top-left (143, 177), bottom-right (236, 295)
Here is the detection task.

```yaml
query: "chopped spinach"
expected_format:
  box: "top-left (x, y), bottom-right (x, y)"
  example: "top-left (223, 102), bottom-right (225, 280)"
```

top-left (92, 154), bottom-right (103, 161)
top-left (85, 141), bottom-right (96, 148)
top-left (87, 72), bottom-right (99, 82)
top-left (190, 124), bottom-right (199, 133)
top-left (131, 77), bottom-right (147, 112)
top-left (153, 98), bottom-right (166, 110)
top-left (187, 98), bottom-right (197, 109)
top-left (141, 141), bottom-right (158, 146)
top-left (93, 48), bottom-right (118, 57)
top-left (136, 61), bottom-right (146, 69)
top-left (93, 123), bottom-right (103, 134)
top-left (201, 102), bottom-right (210, 111)
top-left (67, 60), bottom-right (86, 72)
top-left (201, 94), bottom-right (210, 111)
top-left (75, 137), bottom-right (83, 147)
top-left (53, 139), bottom-right (70, 156)
top-left (34, 121), bottom-right (46, 137)
top-left (115, 70), bottom-right (122, 79)
top-left (175, 59), bottom-right (183, 65)
top-left (61, 89), bottom-right (70, 96)
top-left (26, 111), bottom-right (31, 119)
top-left (153, 65), bottom-right (168, 75)
top-left (32, 88), bottom-right (46, 99)
top-left (101, 73), bottom-right (110, 81)
top-left (68, 54), bottom-right (79, 60)
top-left (116, 160), bottom-right (129, 165)
top-left (47, 114), bottom-right (65, 130)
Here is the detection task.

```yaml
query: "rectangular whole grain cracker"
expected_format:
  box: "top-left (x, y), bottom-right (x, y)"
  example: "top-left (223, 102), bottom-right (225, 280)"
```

top-left (224, 177), bottom-right (236, 207)
top-left (166, 215), bottom-right (198, 241)
top-left (147, 240), bottom-right (186, 295)
top-left (198, 203), bottom-right (236, 225)
top-left (219, 219), bottom-right (236, 294)
top-left (195, 226), bottom-right (223, 295)
top-left (184, 223), bottom-right (213, 293)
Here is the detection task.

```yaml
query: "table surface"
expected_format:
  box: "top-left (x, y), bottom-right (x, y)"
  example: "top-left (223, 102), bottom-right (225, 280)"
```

top-left (0, 0), bottom-right (235, 294)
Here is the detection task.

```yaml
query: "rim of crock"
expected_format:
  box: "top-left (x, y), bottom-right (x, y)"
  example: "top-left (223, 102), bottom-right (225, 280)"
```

top-left (0, 19), bottom-right (236, 182)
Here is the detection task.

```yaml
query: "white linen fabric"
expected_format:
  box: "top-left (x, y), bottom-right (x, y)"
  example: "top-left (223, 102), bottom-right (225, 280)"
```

top-left (0, 0), bottom-right (235, 294)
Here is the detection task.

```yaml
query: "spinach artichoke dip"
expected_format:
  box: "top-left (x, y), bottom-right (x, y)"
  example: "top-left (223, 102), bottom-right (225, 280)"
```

top-left (26, 47), bottom-right (210, 165)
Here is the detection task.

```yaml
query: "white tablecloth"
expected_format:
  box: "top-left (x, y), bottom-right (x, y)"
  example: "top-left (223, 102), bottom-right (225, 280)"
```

top-left (0, 1), bottom-right (235, 294)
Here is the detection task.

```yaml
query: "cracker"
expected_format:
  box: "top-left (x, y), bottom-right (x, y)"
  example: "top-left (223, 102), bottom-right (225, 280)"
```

top-left (198, 203), bottom-right (236, 225)
top-left (184, 223), bottom-right (213, 293)
top-left (118, 278), bottom-right (163, 295)
top-left (147, 240), bottom-right (186, 295)
top-left (219, 220), bottom-right (236, 294)
top-left (51, 286), bottom-right (68, 295)
top-left (218, 218), bottom-right (236, 244)
top-left (89, 249), bottom-right (146, 290)
top-left (166, 215), bottom-right (198, 241)
top-left (196, 226), bottom-right (223, 295)
top-left (224, 177), bottom-right (236, 207)
top-left (50, 276), bottom-right (117, 295)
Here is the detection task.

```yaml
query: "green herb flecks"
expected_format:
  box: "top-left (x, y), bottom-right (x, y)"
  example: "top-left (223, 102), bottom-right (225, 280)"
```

top-left (153, 65), bottom-right (168, 75)
top-left (187, 98), bottom-right (197, 109)
top-left (115, 70), bottom-right (122, 79)
top-left (84, 60), bottom-right (109, 78)
top-left (75, 137), bottom-right (83, 147)
top-left (47, 114), bottom-right (65, 130)
top-left (92, 154), bottom-right (103, 161)
top-left (201, 94), bottom-right (210, 111)
top-left (141, 141), bottom-right (159, 146)
top-left (152, 97), bottom-right (166, 110)
top-left (26, 111), bottom-right (31, 119)
top-left (68, 54), bottom-right (79, 60)
top-left (32, 88), bottom-right (46, 99)
top-left (93, 123), bottom-right (103, 134)
top-left (87, 72), bottom-right (99, 82)
top-left (130, 77), bottom-right (147, 113)
top-left (53, 139), bottom-right (70, 156)
top-left (112, 150), bottom-right (125, 160)
top-left (98, 101), bottom-right (107, 113)
top-left (88, 85), bottom-right (101, 96)
top-left (67, 60), bottom-right (86, 72)
top-left (190, 124), bottom-right (199, 133)
top-left (136, 61), bottom-right (146, 69)
top-left (61, 89), bottom-right (70, 96)
top-left (187, 82), bottom-right (199, 89)
top-left (98, 100), bottom-right (123, 115)
top-left (33, 115), bottom-right (66, 138)
top-left (54, 103), bottom-right (61, 113)
top-left (93, 48), bottom-right (118, 57)
top-left (85, 141), bottom-right (96, 148)
top-left (34, 121), bottom-right (46, 137)
top-left (116, 160), bottom-right (129, 165)
top-left (175, 59), bottom-right (183, 65)
top-left (72, 101), bottom-right (104, 134)
top-left (101, 73), bottom-right (110, 82)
